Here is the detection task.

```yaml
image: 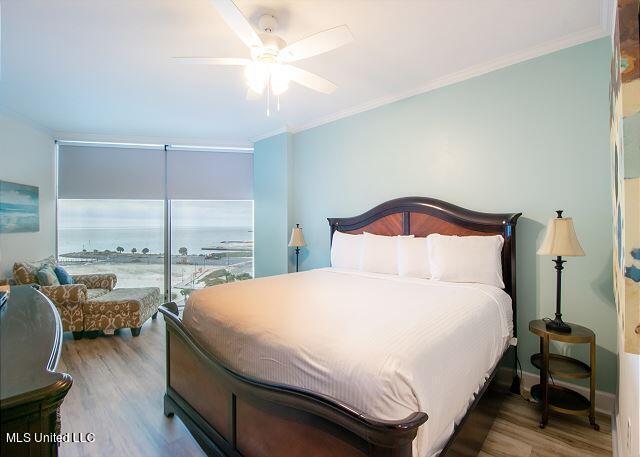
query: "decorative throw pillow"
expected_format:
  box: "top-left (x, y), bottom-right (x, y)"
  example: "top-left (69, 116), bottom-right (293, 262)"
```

top-left (13, 256), bottom-right (57, 285)
top-left (37, 265), bottom-right (61, 286)
top-left (54, 265), bottom-right (75, 285)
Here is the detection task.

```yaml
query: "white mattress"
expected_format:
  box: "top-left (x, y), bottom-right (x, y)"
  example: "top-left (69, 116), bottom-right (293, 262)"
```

top-left (183, 268), bottom-right (512, 457)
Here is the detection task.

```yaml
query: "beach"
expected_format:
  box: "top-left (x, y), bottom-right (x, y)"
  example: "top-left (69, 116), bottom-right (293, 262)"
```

top-left (58, 226), bottom-right (254, 302)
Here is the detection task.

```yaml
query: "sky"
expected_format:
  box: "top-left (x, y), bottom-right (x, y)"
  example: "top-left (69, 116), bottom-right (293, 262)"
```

top-left (58, 199), bottom-right (253, 228)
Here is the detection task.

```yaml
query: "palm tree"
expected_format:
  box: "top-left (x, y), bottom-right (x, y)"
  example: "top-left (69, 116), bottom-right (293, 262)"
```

top-left (131, 248), bottom-right (137, 254)
top-left (116, 246), bottom-right (124, 254)
top-left (179, 247), bottom-right (188, 256)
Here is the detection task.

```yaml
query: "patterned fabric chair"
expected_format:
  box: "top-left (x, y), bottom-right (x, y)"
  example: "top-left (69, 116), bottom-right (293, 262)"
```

top-left (12, 258), bottom-right (117, 339)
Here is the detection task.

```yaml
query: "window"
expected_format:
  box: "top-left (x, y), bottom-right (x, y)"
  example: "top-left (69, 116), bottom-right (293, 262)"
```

top-left (56, 143), bottom-right (254, 303)
top-left (170, 200), bottom-right (253, 303)
top-left (58, 199), bottom-right (164, 290)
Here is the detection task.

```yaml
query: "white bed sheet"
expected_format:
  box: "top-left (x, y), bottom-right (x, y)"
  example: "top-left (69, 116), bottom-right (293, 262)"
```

top-left (183, 268), bottom-right (512, 457)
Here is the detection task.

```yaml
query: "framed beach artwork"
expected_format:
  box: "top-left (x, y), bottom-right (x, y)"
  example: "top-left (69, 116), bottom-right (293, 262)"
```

top-left (0, 180), bottom-right (40, 233)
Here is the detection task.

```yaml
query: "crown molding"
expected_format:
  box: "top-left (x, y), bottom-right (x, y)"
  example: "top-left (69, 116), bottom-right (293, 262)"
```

top-left (249, 25), bottom-right (608, 141)
top-left (249, 126), bottom-right (291, 143)
top-left (289, 26), bottom-right (607, 135)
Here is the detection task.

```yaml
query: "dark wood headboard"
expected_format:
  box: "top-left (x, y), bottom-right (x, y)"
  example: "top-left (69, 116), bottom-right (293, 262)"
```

top-left (328, 197), bottom-right (521, 335)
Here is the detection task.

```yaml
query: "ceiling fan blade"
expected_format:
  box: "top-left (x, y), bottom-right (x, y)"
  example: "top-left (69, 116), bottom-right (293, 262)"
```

top-left (209, 0), bottom-right (263, 49)
top-left (172, 57), bottom-right (251, 66)
top-left (279, 25), bottom-right (353, 63)
top-left (246, 88), bottom-right (262, 100)
top-left (285, 65), bottom-right (337, 94)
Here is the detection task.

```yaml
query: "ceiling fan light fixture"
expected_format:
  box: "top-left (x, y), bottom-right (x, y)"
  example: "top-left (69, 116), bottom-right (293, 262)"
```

top-left (244, 61), bottom-right (268, 94)
top-left (270, 64), bottom-right (290, 96)
top-left (174, 1), bottom-right (354, 114)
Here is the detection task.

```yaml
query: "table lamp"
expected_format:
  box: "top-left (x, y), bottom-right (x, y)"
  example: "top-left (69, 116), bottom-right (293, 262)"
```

top-left (537, 210), bottom-right (585, 333)
top-left (288, 224), bottom-right (306, 272)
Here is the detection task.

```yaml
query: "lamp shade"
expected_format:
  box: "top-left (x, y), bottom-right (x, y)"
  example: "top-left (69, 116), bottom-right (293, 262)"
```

top-left (537, 215), bottom-right (585, 256)
top-left (288, 225), bottom-right (306, 247)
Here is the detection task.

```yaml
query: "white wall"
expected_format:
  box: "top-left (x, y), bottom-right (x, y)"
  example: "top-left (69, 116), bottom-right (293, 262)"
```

top-left (0, 112), bottom-right (55, 279)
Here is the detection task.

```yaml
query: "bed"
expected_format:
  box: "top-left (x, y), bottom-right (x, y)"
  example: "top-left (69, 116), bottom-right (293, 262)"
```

top-left (160, 196), bottom-right (521, 457)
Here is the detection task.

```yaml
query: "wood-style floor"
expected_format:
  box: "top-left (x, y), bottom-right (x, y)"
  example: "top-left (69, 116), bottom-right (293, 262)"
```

top-left (57, 315), bottom-right (612, 457)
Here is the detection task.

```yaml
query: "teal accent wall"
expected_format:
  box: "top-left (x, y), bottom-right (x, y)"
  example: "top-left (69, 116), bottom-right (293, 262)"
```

top-left (254, 38), bottom-right (617, 392)
top-left (253, 132), bottom-right (293, 277)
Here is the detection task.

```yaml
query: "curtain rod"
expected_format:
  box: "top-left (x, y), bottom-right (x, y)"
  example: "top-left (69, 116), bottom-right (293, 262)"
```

top-left (55, 140), bottom-right (254, 153)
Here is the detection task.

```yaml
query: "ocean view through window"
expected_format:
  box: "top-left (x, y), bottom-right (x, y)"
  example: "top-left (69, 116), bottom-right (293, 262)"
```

top-left (58, 199), bottom-right (254, 304)
top-left (170, 200), bottom-right (253, 303)
top-left (57, 199), bottom-right (165, 291)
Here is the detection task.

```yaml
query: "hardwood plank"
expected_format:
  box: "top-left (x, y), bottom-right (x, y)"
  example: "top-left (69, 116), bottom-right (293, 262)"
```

top-left (478, 428), bottom-right (533, 457)
top-left (57, 316), bottom-right (612, 456)
top-left (482, 396), bottom-right (612, 457)
top-left (58, 317), bottom-right (204, 457)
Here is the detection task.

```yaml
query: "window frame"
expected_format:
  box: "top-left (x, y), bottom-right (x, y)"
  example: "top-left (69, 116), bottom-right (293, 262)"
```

top-left (55, 141), bottom-right (254, 304)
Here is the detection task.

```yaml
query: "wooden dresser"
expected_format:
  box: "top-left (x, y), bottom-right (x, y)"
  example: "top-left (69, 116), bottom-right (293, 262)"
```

top-left (1, 285), bottom-right (73, 457)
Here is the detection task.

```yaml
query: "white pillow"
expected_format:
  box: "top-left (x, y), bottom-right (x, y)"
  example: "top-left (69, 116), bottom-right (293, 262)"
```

top-left (397, 236), bottom-right (430, 278)
top-left (360, 232), bottom-right (406, 275)
top-left (330, 231), bottom-right (363, 270)
top-left (427, 234), bottom-right (505, 288)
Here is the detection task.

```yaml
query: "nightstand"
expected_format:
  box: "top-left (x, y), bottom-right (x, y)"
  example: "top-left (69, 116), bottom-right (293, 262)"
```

top-left (528, 319), bottom-right (598, 430)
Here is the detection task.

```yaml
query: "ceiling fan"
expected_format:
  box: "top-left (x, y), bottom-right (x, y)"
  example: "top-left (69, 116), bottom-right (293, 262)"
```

top-left (173, 0), bottom-right (354, 114)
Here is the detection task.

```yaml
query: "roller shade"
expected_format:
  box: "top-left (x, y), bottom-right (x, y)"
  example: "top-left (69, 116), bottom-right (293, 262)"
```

top-left (166, 149), bottom-right (253, 200)
top-left (58, 144), bottom-right (253, 200)
top-left (58, 145), bottom-right (165, 199)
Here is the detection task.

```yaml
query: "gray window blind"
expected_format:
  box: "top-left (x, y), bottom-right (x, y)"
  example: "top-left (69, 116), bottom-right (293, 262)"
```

top-left (166, 149), bottom-right (253, 200)
top-left (58, 144), bottom-right (253, 200)
top-left (58, 145), bottom-right (165, 199)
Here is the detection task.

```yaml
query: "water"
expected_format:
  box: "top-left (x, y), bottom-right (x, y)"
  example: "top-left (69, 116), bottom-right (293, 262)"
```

top-left (58, 226), bottom-right (253, 255)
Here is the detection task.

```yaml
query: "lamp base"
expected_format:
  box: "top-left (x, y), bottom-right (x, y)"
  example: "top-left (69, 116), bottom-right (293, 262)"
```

top-left (545, 316), bottom-right (571, 333)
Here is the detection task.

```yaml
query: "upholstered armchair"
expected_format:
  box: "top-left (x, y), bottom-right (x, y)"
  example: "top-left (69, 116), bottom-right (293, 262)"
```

top-left (12, 260), bottom-right (117, 338)
top-left (71, 273), bottom-right (117, 291)
top-left (39, 284), bottom-right (88, 333)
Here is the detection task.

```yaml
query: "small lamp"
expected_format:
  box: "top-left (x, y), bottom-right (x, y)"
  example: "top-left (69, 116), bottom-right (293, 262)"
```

top-left (537, 210), bottom-right (585, 333)
top-left (288, 224), bottom-right (306, 272)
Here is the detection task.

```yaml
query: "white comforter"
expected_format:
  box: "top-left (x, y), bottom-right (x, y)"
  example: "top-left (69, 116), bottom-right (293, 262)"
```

top-left (183, 268), bottom-right (512, 457)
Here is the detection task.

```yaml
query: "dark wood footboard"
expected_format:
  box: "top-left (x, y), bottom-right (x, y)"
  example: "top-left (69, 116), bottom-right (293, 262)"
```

top-left (160, 302), bottom-right (429, 457)
top-left (160, 302), bottom-right (515, 457)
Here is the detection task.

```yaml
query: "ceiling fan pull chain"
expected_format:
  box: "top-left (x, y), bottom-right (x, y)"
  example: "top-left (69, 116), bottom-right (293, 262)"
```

top-left (266, 79), bottom-right (271, 117)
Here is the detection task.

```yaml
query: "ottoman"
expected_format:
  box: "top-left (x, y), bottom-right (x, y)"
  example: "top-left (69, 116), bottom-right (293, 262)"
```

top-left (83, 287), bottom-right (161, 338)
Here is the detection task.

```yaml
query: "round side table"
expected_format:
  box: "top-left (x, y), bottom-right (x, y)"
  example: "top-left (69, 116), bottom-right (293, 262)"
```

top-left (528, 319), bottom-right (598, 430)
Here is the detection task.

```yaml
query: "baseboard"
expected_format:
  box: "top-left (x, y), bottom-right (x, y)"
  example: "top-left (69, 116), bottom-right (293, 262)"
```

top-left (521, 371), bottom-right (615, 415)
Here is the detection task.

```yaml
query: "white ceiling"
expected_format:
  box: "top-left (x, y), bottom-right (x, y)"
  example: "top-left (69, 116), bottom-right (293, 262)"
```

top-left (0, 0), bottom-right (609, 146)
